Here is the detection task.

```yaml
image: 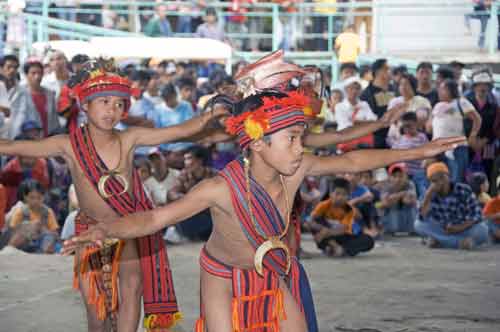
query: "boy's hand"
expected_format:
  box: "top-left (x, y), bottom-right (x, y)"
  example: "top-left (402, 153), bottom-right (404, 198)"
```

top-left (418, 136), bottom-right (467, 158)
top-left (379, 102), bottom-right (408, 127)
top-left (61, 225), bottom-right (107, 255)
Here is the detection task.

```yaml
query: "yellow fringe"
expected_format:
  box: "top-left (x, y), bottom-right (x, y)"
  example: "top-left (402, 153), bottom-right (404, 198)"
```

top-left (144, 312), bottom-right (183, 331)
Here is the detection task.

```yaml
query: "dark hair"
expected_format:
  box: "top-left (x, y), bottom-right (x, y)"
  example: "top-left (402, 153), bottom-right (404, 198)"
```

top-left (359, 64), bottom-right (371, 77)
top-left (392, 65), bottom-right (407, 76)
top-left (436, 66), bottom-right (455, 80)
top-left (399, 73), bottom-right (418, 95)
top-left (70, 54), bottom-right (90, 65)
top-left (371, 58), bottom-right (388, 78)
top-left (177, 77), bottom-right (196, 90)
top-left (469, 173), bottom-right (487, 196)
top-left (19, 179), bottom-right (45, 199)
top-left (160, 83), bottom-right (177, 99)
top-left (330, 177), bottom-right (351, 193)
top-left (416, 61), bottom-right (433, 72)
top-left (130, 69), bottom-right (152, 82)
top-left (0, 54), bottom-right (19, 67)
top-left (215, 75), bottom-right (236, 89)
top-left (235, 90), bottom-right (288, 116)
top-left (340, 62), bottom-right (358, 74)
top-left (205, 7), bottom-right (217, 17)
top-left (401, 112), bottom-right (418, 123)
top-left (441, 79), bottom-right (460, 99)
top-left (186, 145), bottom-right (210, 165)
top-left (23, 61), bottom-right (44, 75)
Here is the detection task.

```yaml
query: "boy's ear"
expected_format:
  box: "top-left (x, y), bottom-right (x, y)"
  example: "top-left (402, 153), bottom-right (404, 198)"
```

top-left (249, 139), bottom-right (265, 152)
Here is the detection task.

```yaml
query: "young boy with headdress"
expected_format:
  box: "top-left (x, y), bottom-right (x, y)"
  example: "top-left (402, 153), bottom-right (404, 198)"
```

top-left (65, 89), bottom-right (464, 332)
top-left (0, 59), bottom-right (227, 332)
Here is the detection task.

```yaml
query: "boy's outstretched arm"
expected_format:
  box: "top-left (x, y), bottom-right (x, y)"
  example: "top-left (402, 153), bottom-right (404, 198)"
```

top-left (304, 101), bottom-right (407, 148)
top-left (62, 176), bottom-right (222, 252)
top-left (303, 136), bottom-right (466, 177)
top-left (129, 106), bottom-right (229, 147)
top-left (0, 135), bottom-right (67, 158)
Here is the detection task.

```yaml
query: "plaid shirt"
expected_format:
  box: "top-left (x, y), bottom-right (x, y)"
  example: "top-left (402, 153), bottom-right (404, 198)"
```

top-left (427, 183), bottom-right (483, 228)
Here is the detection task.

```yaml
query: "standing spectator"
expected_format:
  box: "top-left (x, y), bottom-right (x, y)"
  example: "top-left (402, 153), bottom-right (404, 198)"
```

top-left (41, 50), bottom-right (70, 102)
top-left (352, 0), bottom-right (373, 51)
top-left (6, 180), bottom-right (59, 254)
top-left (313, 0), bottom-right (338, 51)
top-left (195, 7), bottom-right (228, 43)
top-left (359, 64), bottom-right (373, 89)
top-left (464, 68), bottom-right (500, 180)
top-left (360, 58), bottom-right (395, 148)
top-left (464, 0), bottom-right (490, 50)
top-left (435, 66), bottom-right (455, 88)
top-left (379, 163), bottom-right (418, 235)
top-left (427, 79), bottom-right (482, 183)
top-left (310, 177), bottom-right (375, 257)
top-left (391, 65), bottom-right (407, 95)
top-left (387, 73), bottom-right (431, 142)
top-left (0, 79), bottom-right (10, 136)
top-left (416, 162), bottom-right (489, 249)
top-left (335, 76), bottom-right (377, 152)
top-left (388, 112), bottom-right (429, 198)
top-left (483, 180), bottom-right (500, 242)
top-left (143, 70), bottom-right (163, 106)
top-left (144, 4), bottom-right (173, 37)
top-left (335, 24), bottom-right (361, 64)
top-left (449, 61), bottom-right (468, 94)
top-left (9, 61), bottom-right (60, 139)
top-left (415, 62), bottom-right (439, 107)
top-left (0, 54), bottom-right (20, 102)
top-left (167, 146), bottom-right (216, 241)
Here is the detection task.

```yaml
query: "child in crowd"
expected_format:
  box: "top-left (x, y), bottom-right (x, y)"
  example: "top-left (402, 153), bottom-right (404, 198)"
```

top-left (6, 179), bottom-right (59, 253)
top-left (469, 172), bottom-right (491, 207)
top-left (483, 179), bottom-right (500, 242)
top-left (388, 112), bottom-right (429, 198)
top-left (310, 177), bottom-right (375, 257)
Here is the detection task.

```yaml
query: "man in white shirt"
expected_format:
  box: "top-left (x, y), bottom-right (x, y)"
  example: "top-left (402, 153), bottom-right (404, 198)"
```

top-left (143, 148), bottom-right (180, 207)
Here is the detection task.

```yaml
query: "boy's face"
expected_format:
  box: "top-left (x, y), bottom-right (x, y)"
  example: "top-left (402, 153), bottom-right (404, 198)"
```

top-left (416, 67), bottom-right (432, 84)
top-left (330, 187), bottom-right (349, 205)
top-left (257, 125), bottom-right (305, 176)
top-left (25, 190), bottom-right (44, 210)
top-left (27, 66), bottom-right (43, 88)
top-left (345, 83), bottom-right (361, 100)
top-left (180, 86), bottom-right (194, 101)
top-left (398, 78), bottom-right (414, 98)
top-left (184, 152), bottom-right (202, 170)
top-left (85, 96), bottom-right (127, 130)
top-left (3, 60), bottom-right (19, 80)
top-left (401, 119), bottom-right (417, 136)
top-left (390, 170), bottom-right (407, 187)
top-left (360, 172), bottom-right (373, 186)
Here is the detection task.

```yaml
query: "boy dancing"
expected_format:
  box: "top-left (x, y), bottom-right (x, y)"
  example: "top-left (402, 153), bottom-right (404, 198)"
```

top-left (65, 90), bottom-right (464, 332)
top-left (0, 60), bottom-right (226, 332)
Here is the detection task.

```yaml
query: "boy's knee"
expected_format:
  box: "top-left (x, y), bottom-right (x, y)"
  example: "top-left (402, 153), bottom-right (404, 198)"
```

top-left (121, 270), bottom-right (143, 296)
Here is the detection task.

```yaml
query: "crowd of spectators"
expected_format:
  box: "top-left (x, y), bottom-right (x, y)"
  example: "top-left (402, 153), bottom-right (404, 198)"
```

top-left (0, 41), bottom-right (499, 256)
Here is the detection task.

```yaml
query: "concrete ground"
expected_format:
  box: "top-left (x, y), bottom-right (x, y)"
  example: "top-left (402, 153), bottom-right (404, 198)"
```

top-left (1, 235), bottom-right (499, 332)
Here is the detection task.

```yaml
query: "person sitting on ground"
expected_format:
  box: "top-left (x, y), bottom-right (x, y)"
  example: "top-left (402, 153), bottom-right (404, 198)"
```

top-left (379, 163), bottom-right (418, 235)
top-left (415, 162), bottom-right (489, 249)
top-left (345, 172), bottom-right (378, 233)
top-left (483, 179), bottom-right (500, 242)
top-left (6, 179), bottom-right (59, 253)
top-left (469, 172), bottom-right (491, 207)
top-left (167, 145), bottom-right (216, 241)
top-left (310, 177), bottom-right (375, 257)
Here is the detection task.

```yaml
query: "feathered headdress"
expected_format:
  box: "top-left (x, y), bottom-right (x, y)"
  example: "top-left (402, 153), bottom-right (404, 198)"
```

top-left (58, 58), bottom-right (138, 121)
top-left (225, 90), bottom-right (309, 149)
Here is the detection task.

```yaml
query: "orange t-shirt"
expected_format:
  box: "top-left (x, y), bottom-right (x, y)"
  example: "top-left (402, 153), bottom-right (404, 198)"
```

top-left (483, 196), bottom-right (500, 224)
top-left (9, 206), bottom-right (59, 232)
top-left (311, 199), bottom-right (355, 234)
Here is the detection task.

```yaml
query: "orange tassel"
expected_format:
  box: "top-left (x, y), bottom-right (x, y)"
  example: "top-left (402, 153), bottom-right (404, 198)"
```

top-left (231, 298), bottom-right (240, 332)
top-left (97, 293), bottom-right (106, 321)
top-left (194, 318), bottom-right (205, 332)
top-left (275, 289), bottom-right (286, 321)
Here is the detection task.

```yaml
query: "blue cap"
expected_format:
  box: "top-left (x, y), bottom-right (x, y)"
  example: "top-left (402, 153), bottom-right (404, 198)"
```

top-left (21, 120), bottom-right (42, 132)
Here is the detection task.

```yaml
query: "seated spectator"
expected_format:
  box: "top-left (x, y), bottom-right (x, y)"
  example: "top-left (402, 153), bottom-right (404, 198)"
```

top-left (144, 148), bottom-right (179, 207)
top-left (335, 76), bottom-right (377, 152)
top-left (388, 112), bottom-right (429, 198)
top-left (387, 73), bottom-right (431, 142)
top-left (483, 180), bottom-right (500, 242)
top-left (143, 70), bottom-right (163, 106)
top-left (7, 180), bottom-right (59, 254)
top-left (427, 79), bottom-right (482, 183)
top-left (310, 178), bottom-right (375, 257)
top-left (0, 182), bottom-right (6, 231)
top-left (415, 162), bottom-right (489, 249)
top-left (167, 146), bottom-right (216, 241)
top-left (345, 172), bottom-right (377, 232)
top-left (469, 172), bottom-right (491, 207)
top-left (1, 140), bottom-right (49, 210)
top-left (154, 83), bottom-right (195, 153)
top-left (379, 163), bottom-right (418, 235)
top-left (300, 175), bottom-right (329, 222)
top-left (176, 77), bottom-right (197, 112)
